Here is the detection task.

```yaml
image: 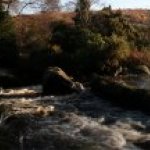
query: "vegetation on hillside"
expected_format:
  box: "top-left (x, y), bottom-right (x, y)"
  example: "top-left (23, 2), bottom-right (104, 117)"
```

top-left (1, 1), bottom-right (150, 84)
top-left (49, 7), bottom-right (150, 77)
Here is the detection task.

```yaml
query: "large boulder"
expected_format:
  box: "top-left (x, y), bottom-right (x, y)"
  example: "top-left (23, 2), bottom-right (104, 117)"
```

top-left (42, 67), bottom-right (84, 95)
top-left (91, 75), bottom-right (150, 112)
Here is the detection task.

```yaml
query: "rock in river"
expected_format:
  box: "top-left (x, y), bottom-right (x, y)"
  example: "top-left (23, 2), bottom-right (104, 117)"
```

top-left (130, 65), bottom-right (150, 76)
top-left (42, 67), bottom-right (84, 95)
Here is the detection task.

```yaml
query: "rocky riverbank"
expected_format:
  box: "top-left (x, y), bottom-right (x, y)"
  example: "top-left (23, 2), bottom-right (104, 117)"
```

top-left (91, 74), bottom-right (150, 112)
top-left (0, 65), bottom-right (150, 150)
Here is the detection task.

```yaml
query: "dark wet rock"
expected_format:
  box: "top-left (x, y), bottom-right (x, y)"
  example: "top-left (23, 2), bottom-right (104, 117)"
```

top-left (0, 69), bottom-right (20, 88)
top-left (0, 104), bottom-right (13, 115)
top-left (91, 74), bottom-right (150, 112)
top-left (42, 67), bottom-right (84, 95)
top-left (0, 126), bottom-right (18, 150)
top-left (4, 114), bottom-right (34, 135)
top-left (129, 65), bottom-right (150, 76)
top-left (1, 114), bottom-right (34, 149)
top-left (134, 139), bottom-right (150, 150)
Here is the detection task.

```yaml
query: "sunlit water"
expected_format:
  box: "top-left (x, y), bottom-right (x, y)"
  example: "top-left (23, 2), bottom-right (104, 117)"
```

top-left (0, 80), bottom-right (150, 150)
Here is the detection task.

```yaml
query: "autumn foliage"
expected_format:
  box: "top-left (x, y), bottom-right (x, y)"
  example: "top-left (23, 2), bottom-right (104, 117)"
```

top-left (0, 8), bottom-right (149, 84)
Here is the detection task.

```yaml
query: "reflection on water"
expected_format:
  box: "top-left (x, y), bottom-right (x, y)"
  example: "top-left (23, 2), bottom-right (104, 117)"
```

top-left (0, 85), bottom-right (150, 149)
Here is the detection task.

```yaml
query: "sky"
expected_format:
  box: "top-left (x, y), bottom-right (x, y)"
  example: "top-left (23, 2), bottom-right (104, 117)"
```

top-left (62, 0), bottom-right (150, 9)
top-left (104, 0), bottom-right (150, 9)
top-left (20, 0), bottom-right (150, 14)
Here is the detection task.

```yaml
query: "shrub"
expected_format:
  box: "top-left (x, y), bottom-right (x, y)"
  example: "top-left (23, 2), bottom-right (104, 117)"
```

top-left (90, 7), bottom-right (142, 49)
top-left (50, 24), bottom-right (107, 74)
top-left (72, 29), bottom-right (106, 74)
top-left (99, 35), bottom-right (131, 75)
top-left (128, 50), bottom-right (150, 68)
top-left (50, 23), bottom-right (89, 53)
top-left (104, 34), bottom-right (131, 61)
top-left (50, 23), bottom-right (131, 76)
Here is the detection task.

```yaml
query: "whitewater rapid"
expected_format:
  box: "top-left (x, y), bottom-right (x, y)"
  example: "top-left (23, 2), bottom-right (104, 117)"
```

top-left (0, 85), bottom-right (150, 150)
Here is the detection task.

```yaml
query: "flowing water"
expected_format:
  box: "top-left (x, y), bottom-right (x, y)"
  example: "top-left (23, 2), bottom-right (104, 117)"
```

top-left (0, 82), bottom-right (150, 150)
top-left (123, 75), bottom-right (150, 90)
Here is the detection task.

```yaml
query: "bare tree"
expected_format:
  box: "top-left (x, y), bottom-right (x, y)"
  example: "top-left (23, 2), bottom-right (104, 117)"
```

top-left (64, 0), bottom-right (101, 10)
top-left (0, 0), bottom-right (16, 10)
top-left (73, 0), bottom-right (103, 26)
top-left (18, 0), bottom-right (38, 15)
top-left (63, 1), bottom-right (75, 11)
top-left (76, 0), bottom-right (90, 26)
top-left (17, 0), bottom-right (60, 14)
top-left (0, 0), bottom-right (20, 15)
top-left (41, 0), bottom-right (60, 12)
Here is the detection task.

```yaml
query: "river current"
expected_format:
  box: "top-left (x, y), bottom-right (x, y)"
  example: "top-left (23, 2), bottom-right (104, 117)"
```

top-left (0, 82), bottom-right (150, 150)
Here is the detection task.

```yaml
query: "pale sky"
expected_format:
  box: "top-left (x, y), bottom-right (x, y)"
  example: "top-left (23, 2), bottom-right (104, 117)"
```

top-left (21, 0), bottom-right (150, 14)
top-left (62, 0), bottom-right (150, 9)
top-left (106, 0), bottom-right (150, 9)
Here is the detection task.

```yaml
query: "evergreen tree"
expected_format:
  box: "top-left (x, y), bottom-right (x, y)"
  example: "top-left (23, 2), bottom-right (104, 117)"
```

top-left (0, 3), bottom-right (18, 68)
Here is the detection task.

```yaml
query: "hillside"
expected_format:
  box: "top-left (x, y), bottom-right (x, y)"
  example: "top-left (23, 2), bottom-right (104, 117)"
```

top-left (13, 12), bottom-right (75, 53)
top-left (14, 9), bottom-right (150, 27)
top-left (122, 9), bottom-right (150, 25)
top-left (13, 9), bottom-right (150, 53)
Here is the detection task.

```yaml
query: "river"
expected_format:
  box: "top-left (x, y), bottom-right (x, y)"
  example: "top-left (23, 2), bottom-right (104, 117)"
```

top-left (0, 83), bottom-right (150, 150)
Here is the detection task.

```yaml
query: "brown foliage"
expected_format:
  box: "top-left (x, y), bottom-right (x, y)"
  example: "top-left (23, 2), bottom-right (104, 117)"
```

top-left (122, 9), bottom-right (150, 25)
top-left (129, 50), bottom-right (150, 67)
top-left (13, 12), bottom-right (75, 53)
top-left (13, 10), bottom-right (150, 54)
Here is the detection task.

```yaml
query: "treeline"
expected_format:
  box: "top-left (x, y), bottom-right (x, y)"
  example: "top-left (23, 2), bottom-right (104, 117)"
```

top-left (0, 4), bottom-right (150, 85)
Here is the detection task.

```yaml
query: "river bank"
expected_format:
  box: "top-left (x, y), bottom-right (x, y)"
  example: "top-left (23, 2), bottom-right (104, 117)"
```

top-left (91, 74), bottom-right (150, 112)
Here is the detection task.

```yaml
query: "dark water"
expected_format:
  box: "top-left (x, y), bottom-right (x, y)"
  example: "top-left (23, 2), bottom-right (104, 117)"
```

top-left (0, 77), bottom-right (150, 150)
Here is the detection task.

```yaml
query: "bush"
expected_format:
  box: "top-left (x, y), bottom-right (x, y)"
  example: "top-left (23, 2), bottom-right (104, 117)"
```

top-left (72, 31), bottom-right (105, 74)
top-left (100, 35), bottom-right (131, 75)
top-left (50, 24), bottom-right (106, 74)
top-left (50, 23), bottom-right (131, 76)
top-left (104, 34), bottom-right (131, 60)
top-left (49, 8), bottom-right (150, 77)
top-left (50, 23), bottom-right (89, 53)
top-left (90, 7), bottom-right (142, 49)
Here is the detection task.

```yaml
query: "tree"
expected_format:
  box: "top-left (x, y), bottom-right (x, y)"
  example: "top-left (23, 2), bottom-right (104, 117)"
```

top-left (0, 0), bottom-right (20, 15)
top-left (75, 0), bottom-right (90, 27)
top-left (0, 1), bottom-right (18, 68)
top-left (17, 0), bottom-right (60, 14)
top-left (40, 0), bottom-right (60, 12)
top-left (0, 0), bottom-right (19, 11)
top-left (74, 0), bottom-right (101, 27)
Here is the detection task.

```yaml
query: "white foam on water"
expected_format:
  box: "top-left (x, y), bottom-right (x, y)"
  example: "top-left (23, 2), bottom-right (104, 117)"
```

top-left (0, 86), bottom-right (150, 149)
top-left (0, 85), bottom-right (42, 96)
